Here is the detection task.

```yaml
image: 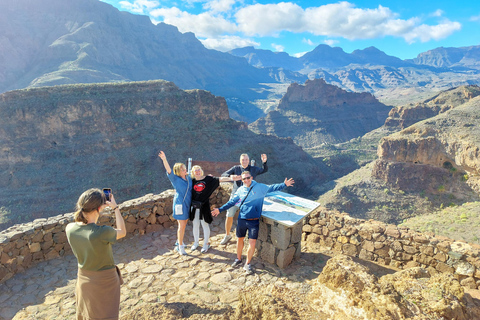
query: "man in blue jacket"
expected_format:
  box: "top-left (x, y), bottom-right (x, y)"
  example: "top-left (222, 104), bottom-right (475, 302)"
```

top-left (212, 171), bottom-right (294, 274)
top-left (220, 153), bottom-right (268, 245)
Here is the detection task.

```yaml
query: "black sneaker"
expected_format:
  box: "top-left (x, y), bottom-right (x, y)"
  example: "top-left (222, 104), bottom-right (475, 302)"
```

top-left (231, 258), bottom-right (242, 267)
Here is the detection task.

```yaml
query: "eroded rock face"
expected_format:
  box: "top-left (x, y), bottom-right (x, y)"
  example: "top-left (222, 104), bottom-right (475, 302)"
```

top-left (374, 93), bottom-right (480, 193)
top-left (0, 80), bottom-right (324, 229)
top-left (309, 255), bottom-right (475, 320)
top-left (249, 78), bottom-right (391, 148)
top-left (384, 85), bottom-right (480, 130)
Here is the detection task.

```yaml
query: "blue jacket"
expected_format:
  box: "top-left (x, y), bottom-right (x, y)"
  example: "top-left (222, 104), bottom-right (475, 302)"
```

top-left (167, 171), bottom-right (192, 219)
top-left (219, 180), bottom-right (286, 219)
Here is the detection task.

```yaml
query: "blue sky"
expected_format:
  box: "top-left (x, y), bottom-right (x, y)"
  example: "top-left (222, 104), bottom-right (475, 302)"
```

top-left (100, 0), bottom-right (480, 60)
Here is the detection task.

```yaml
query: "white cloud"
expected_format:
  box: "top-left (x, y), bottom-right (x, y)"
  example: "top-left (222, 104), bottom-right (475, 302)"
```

top-left (302, 38), bottom-right (315, 46)
top-left (293, 51), bottom-right (308, 58)
top-left (119, 0), bottom-right (159, 14)
top-left (234, 2), bottom-right (461, 43)
top-left (235, 2), bottom-right (305, 36)
top-left (404, 20), bottom-right (462, 43)
top-left (271, 43), bottom-right (284, 52)
top-left (470, 14), bottom-right (480, 22)
top-left (150, 7), bottom-right (238, 37)
top-left (201, 36), bottom-right (259, 52)
top-left (323, 39), bottom-right (338, 46)
top-left (430, 9), bottom-right (444, 17)
top-left (130, 1), bottom-right (462, 51)
top-left (204, 0), bottom-right (237, 13)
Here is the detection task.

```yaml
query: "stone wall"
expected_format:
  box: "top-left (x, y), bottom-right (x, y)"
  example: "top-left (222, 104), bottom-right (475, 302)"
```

top-left (0, 186), bottom-right (231, 283)
top-left (303, 207), bottom-right (480, 289)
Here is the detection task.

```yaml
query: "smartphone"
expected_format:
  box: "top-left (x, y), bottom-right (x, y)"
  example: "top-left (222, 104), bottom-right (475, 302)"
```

top-left (103, 188), bottom-right (112, 201)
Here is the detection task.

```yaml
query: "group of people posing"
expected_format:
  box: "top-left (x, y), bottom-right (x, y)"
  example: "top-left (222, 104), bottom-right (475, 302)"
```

top-left (65, 151), bottom-right (294, 320)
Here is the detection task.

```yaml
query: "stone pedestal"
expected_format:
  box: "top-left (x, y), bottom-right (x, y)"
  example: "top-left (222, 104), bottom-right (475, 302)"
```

top-left (254, 191), bottom-right (320, 268)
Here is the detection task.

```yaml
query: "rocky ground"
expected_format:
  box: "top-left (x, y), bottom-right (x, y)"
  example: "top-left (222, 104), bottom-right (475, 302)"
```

top-left (2, 218), bottom-right (480, 320)
top-left (0, 218), bottom-right (329, 320)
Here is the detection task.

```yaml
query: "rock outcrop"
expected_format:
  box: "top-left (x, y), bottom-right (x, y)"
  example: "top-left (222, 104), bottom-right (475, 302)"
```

top-left (385, 85), bottom-right (480, 129)
top-left (0, 80), bottom-right (324, 230)
top-left (249, 79), bottom-right (391, 148)
top-left (317, 86), bottom-right (480, 223)
top-left (309, 255), bottom-right (478, 320)
top-left (376, 94), bottom-right (480, 193)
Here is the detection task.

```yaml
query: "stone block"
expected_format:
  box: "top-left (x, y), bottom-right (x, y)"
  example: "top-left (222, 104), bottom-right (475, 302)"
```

top-left (271, 224), bottom-right (291, 250)
top-left (306, 234), bottom-right (320, 243)
top-left (137, 219), bottom-right (147, 231)
top-left (157, 215), bottom-right (170, 224)
top-left (385, 227), bottom-right (400, 238)
top-left (363, 240), bottom-right (375, 252)
top-left (258, 222), bottom-right (268, 242)
top-left (454, 261), bottom-right (475, 276)
top-left (404, 261), bottom-right (420, 269)
top-left (403, 245), bottom-right (418, 254)
top-left (276, 246), bottom-right (296, 268)
top-left (460, 277), bottom-right (477, 289)
top-left (146, 213), bottom-right (157, 224)
top-left (260, 241), bottom-right (276, 264)
top-left (436, 262), bottom-right (455, 273)
top-left (434, 252), bottom-right (448, 262)
top-left (291, 222), bottom-right (303, 243)
top-left (302, 225), bottom-right (312, 233)
top-left (420, 245), bottom-right (435, 256)
top-left (333, 242), bottom-right (343, 253)
top-left (374, 246), bottom-right (390, 258)
top-left (294, 242), bottom-right (301, 260)
top-left (41, 240), bottom-right (54, 251)
top-left (29, 243), bottom-right (41, 253)
top-left (311, 226), bottom-right (322, 235)
top-left (342, 243), bottom-right (358, 256)
top-left (125, 222), bottom-right (137, 233)
top-left (359, 249), bottom-right (374, 261)
top-left (45, 249), bottom-right (60, 260)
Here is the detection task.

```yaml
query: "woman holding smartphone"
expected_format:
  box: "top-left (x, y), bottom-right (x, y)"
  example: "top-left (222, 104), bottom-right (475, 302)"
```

top-left (66, 188), bottom-right (126, 320)
top-left (158, 150), bottom-right (191, 255)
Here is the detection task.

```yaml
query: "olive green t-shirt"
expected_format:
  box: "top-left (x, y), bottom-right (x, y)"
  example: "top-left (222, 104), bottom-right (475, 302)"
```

top-left (66, 222), bottom-right (117, 271)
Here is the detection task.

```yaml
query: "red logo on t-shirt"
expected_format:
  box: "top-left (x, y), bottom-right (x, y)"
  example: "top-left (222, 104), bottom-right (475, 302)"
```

top-left (194, 182), bottom-right (206, 192)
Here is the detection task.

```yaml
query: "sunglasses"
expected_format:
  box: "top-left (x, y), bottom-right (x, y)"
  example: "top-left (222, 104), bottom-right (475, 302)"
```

top-left (242, 176), bottom-right (252, 181)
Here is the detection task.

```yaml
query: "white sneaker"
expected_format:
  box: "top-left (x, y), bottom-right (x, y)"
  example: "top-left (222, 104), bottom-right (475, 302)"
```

top-left (191, 242), bottom-right (199, 251)
top-left (178, 245), bottom-right (187, 255)
top-left (201, 244), bottom-right (211, 253)
top-left (243, 263), bottom-right (254, 275)
top-left (220, 234), bottom-right (232, 245)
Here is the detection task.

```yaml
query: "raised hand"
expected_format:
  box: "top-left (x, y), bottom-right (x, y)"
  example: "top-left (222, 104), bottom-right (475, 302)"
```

top-left (261, 154), bottom-right (267, 163)
top-left (284, 178), bottom-right (295, 187)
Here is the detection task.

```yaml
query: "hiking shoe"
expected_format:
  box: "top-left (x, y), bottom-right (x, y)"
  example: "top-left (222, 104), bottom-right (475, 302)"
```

top-left (178, 245), bottom-right (187, 256)
top-left (191, 242), bottom-right (199, 251)
top-left (244, 263), bottom-right (254, 275)
top-left (231, 258), bottom-right (242, 268)
top-left (201, 244), bottom-right (211, 253)
top-left (220, 234), bottom-right (232, 245)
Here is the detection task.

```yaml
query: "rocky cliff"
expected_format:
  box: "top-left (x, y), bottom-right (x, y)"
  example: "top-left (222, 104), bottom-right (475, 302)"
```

top-left (0, 81), bottom-right (324, 230)
top-left (318, 87), bottom-right (480, 224)
top-left (376, 95), bottom-right (480, 193)
top-left (385, 85), bottom-right (480, 129)
top-left (249, 78), bottom-right (391, 148)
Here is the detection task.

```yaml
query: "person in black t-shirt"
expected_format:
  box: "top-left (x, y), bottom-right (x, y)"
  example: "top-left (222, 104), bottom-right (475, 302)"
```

top-left (190, 165), bottom-right (236, 253)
